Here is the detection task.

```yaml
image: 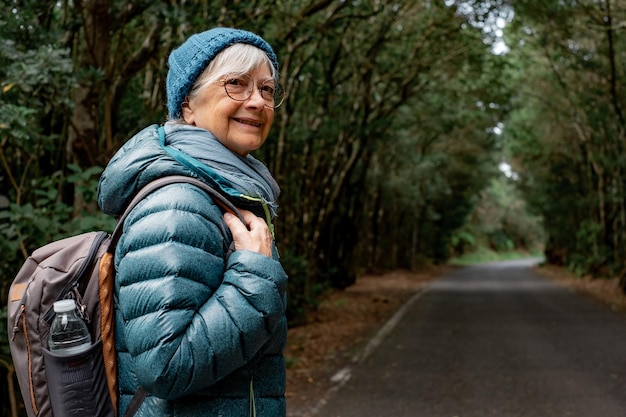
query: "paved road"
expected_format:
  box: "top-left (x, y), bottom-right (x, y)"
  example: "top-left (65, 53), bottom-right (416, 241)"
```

top-left (316, 259), bottom-right (626, 417)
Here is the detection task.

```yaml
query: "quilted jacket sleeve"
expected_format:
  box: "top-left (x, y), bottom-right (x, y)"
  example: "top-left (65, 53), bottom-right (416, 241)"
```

top-left (114, 183), bottom-right (287, 400)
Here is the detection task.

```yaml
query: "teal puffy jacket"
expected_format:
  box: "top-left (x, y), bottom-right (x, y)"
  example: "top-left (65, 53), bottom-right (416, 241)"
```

top-left (97, 125), bottom-right (287, 417)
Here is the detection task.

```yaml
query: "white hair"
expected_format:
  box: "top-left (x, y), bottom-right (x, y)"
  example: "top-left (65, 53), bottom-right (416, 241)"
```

top-left (188, 43), bottom-right (277, 100)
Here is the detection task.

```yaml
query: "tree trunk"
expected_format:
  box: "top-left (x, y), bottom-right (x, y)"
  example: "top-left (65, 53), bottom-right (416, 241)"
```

top-left (67, 0), bottom-right (111, 169)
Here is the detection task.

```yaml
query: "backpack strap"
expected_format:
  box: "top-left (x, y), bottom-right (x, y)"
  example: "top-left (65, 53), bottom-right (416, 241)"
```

top-left (122, 387), bottom-right (148, 417)
top-left (99, 175), bottom-right (244, 417)
top-left (109, 175), bottom-right (246, 253)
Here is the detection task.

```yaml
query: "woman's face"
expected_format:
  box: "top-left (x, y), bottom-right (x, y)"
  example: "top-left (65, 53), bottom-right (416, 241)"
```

top-left (182, 65), bottom-right (275, 157)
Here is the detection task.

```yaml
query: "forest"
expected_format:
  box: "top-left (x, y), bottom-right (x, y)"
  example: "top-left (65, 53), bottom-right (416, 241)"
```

top-left (1, 1), bottom-right (625, 415)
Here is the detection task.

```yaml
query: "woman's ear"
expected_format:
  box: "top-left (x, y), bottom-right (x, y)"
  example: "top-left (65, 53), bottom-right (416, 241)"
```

top-left (181, 99), bottom-right (195, 124)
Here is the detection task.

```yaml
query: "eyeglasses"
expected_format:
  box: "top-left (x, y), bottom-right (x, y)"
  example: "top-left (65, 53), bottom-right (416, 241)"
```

top-left (218, 73), bottom-right (285, 108)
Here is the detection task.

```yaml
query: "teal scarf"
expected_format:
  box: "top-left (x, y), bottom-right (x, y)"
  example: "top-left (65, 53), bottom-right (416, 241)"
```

top-left (162, 122), bottom-right (280, 217)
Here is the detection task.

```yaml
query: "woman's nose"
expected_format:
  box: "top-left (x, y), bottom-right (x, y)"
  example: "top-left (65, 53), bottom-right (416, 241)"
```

top-left (246, 86), bottom-right (266, 107)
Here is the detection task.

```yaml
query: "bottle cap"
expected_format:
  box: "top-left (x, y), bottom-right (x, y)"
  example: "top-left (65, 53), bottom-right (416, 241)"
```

top-left (53, 299), bottom-right (77, 313)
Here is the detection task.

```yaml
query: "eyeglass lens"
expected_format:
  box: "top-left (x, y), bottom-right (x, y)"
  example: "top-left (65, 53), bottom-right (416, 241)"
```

top-left (222, 74), bottom-right (284, 108)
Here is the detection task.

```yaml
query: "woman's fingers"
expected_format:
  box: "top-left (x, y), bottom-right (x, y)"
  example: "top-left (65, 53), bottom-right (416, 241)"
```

top-left (224, 210), bottom-right (272, 257)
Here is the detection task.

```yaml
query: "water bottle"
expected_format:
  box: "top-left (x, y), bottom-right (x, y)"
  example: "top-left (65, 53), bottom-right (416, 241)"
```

top-left (48, 299), bottom-right (91, 355)
top-left (44, 299), bottom-right (114, 416)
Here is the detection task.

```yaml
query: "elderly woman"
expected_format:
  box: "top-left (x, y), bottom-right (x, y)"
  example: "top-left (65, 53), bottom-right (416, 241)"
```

top-left (97, 28), bottom-right (288, 417)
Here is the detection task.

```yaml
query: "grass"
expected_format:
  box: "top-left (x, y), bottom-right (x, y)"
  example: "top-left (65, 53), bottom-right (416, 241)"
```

top-left (450, 248), bottom-right (544, 266)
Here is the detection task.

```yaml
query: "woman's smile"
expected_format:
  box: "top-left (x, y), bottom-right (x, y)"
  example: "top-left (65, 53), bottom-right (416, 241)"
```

top-left (234, 116), bottom-right (263, 128)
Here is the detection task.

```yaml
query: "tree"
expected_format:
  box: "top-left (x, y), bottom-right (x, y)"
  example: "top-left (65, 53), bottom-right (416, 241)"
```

top-left (504, 0), bottom-right (626, 276)
top-left (257, 1), bottom-right (512, 301)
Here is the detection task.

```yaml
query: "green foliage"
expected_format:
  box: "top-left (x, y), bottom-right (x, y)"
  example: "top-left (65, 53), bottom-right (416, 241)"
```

top-left (569, 220), bottom-right (611, 277)
top-left (452, 175), bottom-right (545, 257)
top-left (0, 167), bottom-right (117, 299)
top-left (450, 249), bottom-right (542, 266)
top-left (503, 0), bottom-right (626, 276)
top-left (279, 248), bottom-right (328, 327)
top-left (0, 15), bottom-right (75, 213)
top-left (451, 231), bottom-right (477, 250)
top-left (352, 39), bottom-right (513, 269)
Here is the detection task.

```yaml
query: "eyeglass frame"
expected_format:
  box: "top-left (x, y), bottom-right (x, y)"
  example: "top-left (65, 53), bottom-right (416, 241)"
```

top-left (217, 73), bottom-right (286, 109)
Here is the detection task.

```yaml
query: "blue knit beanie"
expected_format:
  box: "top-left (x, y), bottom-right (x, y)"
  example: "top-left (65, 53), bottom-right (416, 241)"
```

top-left (166, 27), bottom-right (279, 119)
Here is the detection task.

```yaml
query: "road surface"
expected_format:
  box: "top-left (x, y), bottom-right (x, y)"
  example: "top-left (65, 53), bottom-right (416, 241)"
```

top-left (316, 259), bottom-right (626, 417)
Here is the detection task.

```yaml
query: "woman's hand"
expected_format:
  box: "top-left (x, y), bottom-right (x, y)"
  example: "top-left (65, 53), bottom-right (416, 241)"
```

top-left (224, 210), bottom-right (272, 257)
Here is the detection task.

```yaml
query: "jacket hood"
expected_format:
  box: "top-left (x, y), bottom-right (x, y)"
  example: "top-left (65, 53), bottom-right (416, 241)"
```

top-left (98, 124), bottom-right (279, 220)
top-left (98, 124), bottom-right (200, 216)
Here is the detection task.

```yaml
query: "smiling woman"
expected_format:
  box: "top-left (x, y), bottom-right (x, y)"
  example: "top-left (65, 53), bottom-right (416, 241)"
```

top-left (180, 45), bottom-right (278, 156)
top-left (96, 27), bottom-right (288, 417)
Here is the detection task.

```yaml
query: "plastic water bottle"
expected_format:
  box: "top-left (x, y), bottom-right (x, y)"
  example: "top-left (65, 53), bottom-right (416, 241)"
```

top-left (45, 299), bottom-right (114, 416)
top-left (48, 299), bottom-right (91, 355)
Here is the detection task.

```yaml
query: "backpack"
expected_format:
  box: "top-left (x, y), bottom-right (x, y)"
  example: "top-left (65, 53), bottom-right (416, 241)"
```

top-left (7, 175), bottom-right (245, 417)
